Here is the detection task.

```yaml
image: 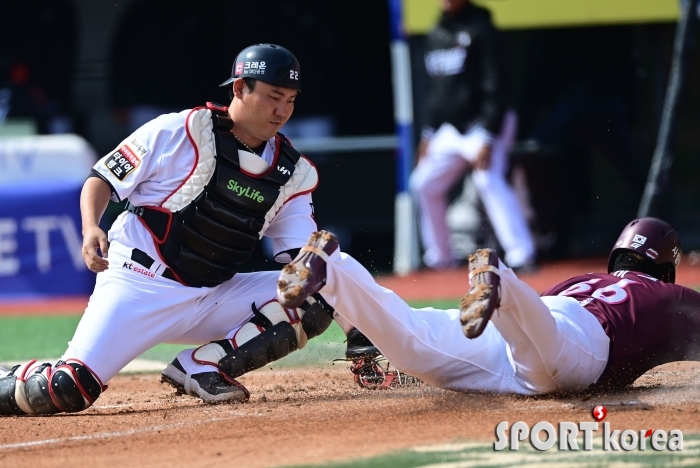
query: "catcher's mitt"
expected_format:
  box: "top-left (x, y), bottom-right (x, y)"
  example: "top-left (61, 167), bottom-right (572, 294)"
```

top-left (345, 355), bottom-right (422, 389)
top-left (340, 328), bottom-right (421, 389)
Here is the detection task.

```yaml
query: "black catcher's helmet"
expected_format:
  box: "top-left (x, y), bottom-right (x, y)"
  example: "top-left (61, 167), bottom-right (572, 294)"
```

top-left (608, 217), bottom-right (682, 283)
top-left (219, 43), bottom-right (300, 91)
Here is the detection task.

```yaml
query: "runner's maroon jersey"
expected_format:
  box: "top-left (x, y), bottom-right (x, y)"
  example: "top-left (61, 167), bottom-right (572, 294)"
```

top-left (542, 271), bottom-right (700, 389)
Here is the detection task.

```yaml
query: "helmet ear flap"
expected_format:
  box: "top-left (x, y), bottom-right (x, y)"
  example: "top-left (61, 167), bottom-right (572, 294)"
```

top-left (664, 263), bottom-right (675, 284)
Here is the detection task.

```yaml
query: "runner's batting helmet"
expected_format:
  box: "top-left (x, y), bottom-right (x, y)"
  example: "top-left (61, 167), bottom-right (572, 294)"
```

top-left (608, 217), bottom-right (682, 283)
top-left (219, 43), bottom-right (301, 91)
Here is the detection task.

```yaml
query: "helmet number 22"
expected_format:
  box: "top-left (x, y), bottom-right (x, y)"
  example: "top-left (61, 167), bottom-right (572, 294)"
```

top-left (559, 278), bottom-right (639, 304)
top-left (290, 70), bottom-right (299, 80)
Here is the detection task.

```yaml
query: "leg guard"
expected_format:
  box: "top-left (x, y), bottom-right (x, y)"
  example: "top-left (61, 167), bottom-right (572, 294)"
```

top-left (218, 321), bottom-right (298, 379)
top-left (0, 359), bottom-right (104, 416)
top-left (190, 295), bottom-right (334, 381)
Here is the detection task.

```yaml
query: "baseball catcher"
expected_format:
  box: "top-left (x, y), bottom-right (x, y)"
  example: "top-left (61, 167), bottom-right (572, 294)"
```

top-left (277, 218), bottom-right (700, 394)
top-left (0, 43), bottom-right (340, 415)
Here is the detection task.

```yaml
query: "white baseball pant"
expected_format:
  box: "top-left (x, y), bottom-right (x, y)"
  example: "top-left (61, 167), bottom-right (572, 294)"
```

top-left (409, 111), bottom-right (535, 269)
top-left (323, 249), bottom-right (609, 394)
top-left (61, 241), bottom-right (277, 382)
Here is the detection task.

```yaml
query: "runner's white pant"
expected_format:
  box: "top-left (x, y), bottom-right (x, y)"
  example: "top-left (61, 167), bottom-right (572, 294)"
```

top-left (61, 242), bottom-right (279, 382)
top-left (409, 111), bottom-right (535, 268)
top-left (322, 250), bottom-right (610, 394)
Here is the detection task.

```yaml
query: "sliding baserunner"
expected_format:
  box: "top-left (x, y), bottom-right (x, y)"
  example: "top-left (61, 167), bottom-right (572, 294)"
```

top-left (277, 218), bottom-right (700, 394)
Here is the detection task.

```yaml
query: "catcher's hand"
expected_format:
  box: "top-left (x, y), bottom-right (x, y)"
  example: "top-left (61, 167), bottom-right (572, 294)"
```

top-left (82, 225), bottom-right (109, 273)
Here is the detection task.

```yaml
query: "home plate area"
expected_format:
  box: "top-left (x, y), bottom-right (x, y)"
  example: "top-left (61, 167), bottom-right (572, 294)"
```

top-left (0, 362), bottom-right (698, 467)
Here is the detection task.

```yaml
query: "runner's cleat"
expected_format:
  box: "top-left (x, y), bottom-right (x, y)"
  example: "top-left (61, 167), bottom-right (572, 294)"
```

top-left (460, 248), bottom-right (501, 339)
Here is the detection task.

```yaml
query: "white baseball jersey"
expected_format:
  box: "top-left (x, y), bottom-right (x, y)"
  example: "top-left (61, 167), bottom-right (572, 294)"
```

top-left (93, 109), bottom-right (318, 263)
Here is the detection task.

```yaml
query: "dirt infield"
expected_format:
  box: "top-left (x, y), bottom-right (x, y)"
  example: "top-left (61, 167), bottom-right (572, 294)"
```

top-left (0, 362), bottom-right (699, 467)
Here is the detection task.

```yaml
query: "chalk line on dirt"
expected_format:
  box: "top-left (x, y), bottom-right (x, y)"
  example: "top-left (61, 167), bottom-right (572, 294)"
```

top-left (0, 412), bottom-right (265, 451)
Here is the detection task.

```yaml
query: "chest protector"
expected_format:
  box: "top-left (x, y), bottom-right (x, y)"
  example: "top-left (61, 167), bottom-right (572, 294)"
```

top-left (129, 103), bottom-right (310, 288)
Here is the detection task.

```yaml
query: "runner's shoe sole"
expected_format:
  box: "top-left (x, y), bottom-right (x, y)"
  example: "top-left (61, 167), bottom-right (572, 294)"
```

top-left (277, 231), bottom-right (339, 309)
top-left (460, 248), bottom-right (501, 339)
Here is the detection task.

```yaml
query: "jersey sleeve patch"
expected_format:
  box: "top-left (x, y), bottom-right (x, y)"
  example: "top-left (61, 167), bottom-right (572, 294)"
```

top-left (104, 144), bottom-right (141, 181)
top-left (126, 136), bottom-right (149, 158)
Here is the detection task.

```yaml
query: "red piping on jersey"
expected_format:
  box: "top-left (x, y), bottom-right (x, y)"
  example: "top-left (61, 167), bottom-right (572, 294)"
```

top-left (161, 107), bottom-right (203, 208)
top-left (143, 106), bottom-right (207, 286)
top-left (268, 156), bottom-right (320, 229)
top-left (285, 186), bottom-right (317, 203)
top-left (271, 155), bottom-right (319, 204)
top-left (239, 134), bottom-right (283, 179)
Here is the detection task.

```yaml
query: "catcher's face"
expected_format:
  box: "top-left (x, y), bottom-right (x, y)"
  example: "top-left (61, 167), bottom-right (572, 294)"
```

top-left (229, 79), bottom-right (297, 146)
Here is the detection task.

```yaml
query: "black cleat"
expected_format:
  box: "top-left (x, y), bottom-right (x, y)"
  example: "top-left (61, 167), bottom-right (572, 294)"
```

top-left (161, 358), bottom-right (249, 403)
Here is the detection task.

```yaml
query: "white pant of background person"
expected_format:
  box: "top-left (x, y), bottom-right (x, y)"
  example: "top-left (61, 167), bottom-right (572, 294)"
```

top-left (324, 250), bottom-right (609, 394)
top-left (409, 110), bottom-right (535, 269)
top-left (61, 241), bottom-right (278, 383)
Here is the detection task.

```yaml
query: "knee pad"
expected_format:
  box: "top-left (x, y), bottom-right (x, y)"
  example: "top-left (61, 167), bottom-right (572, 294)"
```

top-left (217, 321), bottom-right (298, 379)
top-left (0, 359), bottom-right (104, 416)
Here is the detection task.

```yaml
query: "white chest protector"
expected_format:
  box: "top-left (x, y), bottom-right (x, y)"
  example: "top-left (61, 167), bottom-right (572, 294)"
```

top-left (128, 103), bottom-right (318, 288)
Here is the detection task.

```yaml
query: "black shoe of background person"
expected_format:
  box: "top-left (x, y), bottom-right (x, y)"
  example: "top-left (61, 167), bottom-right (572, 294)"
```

top-left (277, 231), bottom-right (339, 309)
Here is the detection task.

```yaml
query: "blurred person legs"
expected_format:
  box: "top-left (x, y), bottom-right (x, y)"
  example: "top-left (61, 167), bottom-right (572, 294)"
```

top-left (409, 125), bottom-right (471, 269)
top-left (410, 110), bottom-right (535, 269)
